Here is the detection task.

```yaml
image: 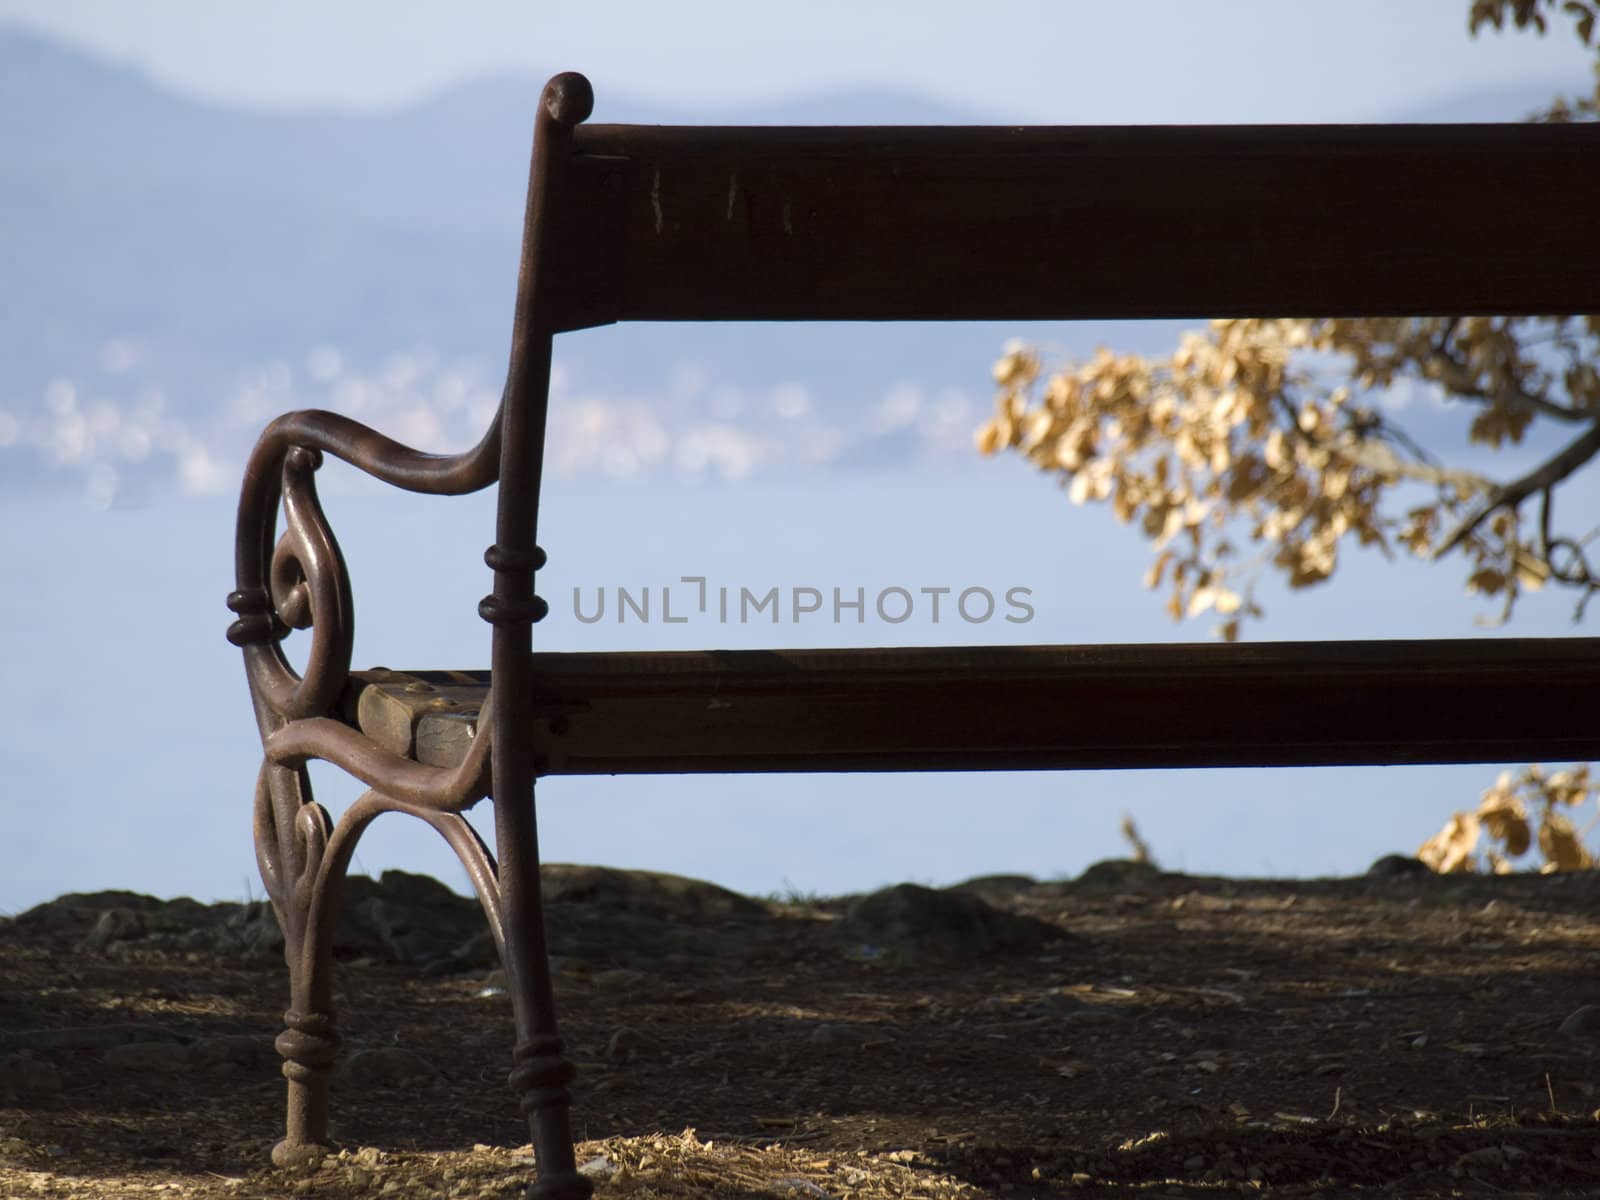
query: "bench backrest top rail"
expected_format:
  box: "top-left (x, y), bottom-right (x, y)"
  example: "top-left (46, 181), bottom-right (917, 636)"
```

top-left (542, 120), bottom-right (1600, 331)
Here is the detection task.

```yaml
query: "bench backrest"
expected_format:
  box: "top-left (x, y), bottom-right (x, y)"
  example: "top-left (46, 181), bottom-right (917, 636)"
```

top-left (536, 115), bottom-right (1600, 332)
top-left (438, 74), bottom-right (1600, 789)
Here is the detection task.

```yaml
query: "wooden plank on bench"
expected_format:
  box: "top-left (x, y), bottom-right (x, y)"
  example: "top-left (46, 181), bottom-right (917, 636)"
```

top-left (550, 123), bottom-right (1600, 330)
top-left (349, 636), bottom-right (1600, 776)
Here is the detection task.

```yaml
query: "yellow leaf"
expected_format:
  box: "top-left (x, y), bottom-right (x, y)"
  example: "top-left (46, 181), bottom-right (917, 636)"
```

top-left (1477, 790), bottom-right (1530, 858)
top-left (1538, 812), bottom-right (1593, 872)
top-left (1143, 551), bottom-right (1174, 591)
top-left (1187, 586), bottom-right (1216, 618)
top-left (1417, 812), bottom-right (1481, 874)
top-left (1466, 568), bottom-right (1505, 596)
top-left (1512, 548), bottom-right (1549, 592)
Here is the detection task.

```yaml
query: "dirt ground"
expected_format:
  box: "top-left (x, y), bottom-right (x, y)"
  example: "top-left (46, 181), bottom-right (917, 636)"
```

top-left (4, 864), bottom-right (1600, 1198)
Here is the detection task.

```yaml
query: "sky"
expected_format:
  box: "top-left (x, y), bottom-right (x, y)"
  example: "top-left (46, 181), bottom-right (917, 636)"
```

top-left (2, 2), bottom-right (1597, 913)
top-left (0, 0), bottom-right (1593, 121)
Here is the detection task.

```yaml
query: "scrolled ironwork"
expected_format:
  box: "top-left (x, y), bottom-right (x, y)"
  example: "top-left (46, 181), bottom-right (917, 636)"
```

top-left (232, 407), bottom-right (504, 727)
top-left (262, 710), bottom-right (492, 814)
top-left (263, 445), bottom-right (352, 720)
top-left (250, 760), bottom-right (332, 933)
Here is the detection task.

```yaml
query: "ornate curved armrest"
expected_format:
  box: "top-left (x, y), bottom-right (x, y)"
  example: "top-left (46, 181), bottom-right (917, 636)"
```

top-left (225, 406), bottom-right (505, 826)
top-left (226, 406), bottom-right (501, 723)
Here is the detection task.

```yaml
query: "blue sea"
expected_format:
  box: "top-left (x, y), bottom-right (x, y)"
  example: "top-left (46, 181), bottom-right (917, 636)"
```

top-left (1, 472), bottom-right (1590, 914)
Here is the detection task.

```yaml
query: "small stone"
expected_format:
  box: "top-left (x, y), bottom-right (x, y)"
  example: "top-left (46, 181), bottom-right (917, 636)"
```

top-left (578, 1155), bottom-right (616, 1180)
top-left (103, 1042), bottom-right (192, 1072)
top-left (17, 890), bottom-right (161, 932)
top-left (1073, 859), bottom-right (1160, 893)
top-left (1367, 854), bottom-right (1433, 879)
top-left (1558, 1005), bottom-right (1600, 1038)
top-left (838, 883), bottom-right (1066, 965)
top-left (541, 864), bottom-right (766, 918)
top-left (945, 874), bottom-right (1038, 901)
top-left (76, 907), bottom-right (147, 954)
top-left (335, 1047), bottom-right (439, 1089)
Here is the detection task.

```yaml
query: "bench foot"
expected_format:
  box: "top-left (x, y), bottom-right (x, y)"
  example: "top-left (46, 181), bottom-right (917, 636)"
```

top-left (509, 1032), bottom-right (591, 1198)
top-left (272, 1006), bottom-right (339, 1166)
top-left (272, 1140), bottom-right (335, 1170)
top-left (526, 1173), bottom-right (593, 1200)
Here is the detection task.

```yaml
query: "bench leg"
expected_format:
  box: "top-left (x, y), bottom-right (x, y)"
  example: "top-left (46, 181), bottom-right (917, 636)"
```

top-left (496, 781), bottom-right (591, 1200)
top-left (253, 761), bottom-right (343, 1166)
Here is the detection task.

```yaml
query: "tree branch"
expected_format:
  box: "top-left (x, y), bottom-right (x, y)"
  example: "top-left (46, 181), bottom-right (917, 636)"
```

top-left (1328, 436), bottom-right (1492, 493)
top-left (1420, 342), bottom-right (1591, 423)
top-left (1433, 419), bottom-right (1600, 558)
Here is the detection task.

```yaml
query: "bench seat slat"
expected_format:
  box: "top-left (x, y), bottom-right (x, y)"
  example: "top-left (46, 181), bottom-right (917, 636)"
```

top-left (349, 637), bottom-right (1600, 774)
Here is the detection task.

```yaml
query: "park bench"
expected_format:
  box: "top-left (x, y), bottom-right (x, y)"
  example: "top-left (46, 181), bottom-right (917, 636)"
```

top-left (228, 72), bottom-right (1600, 1199)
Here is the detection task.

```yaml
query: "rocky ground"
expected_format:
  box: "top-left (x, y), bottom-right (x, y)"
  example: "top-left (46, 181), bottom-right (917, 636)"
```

top-left (3, 859), bottom-right (1600, 1198)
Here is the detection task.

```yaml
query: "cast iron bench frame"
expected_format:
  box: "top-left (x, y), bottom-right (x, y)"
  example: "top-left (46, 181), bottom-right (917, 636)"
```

top-left (227, 72), bottom-right (1600, 1199)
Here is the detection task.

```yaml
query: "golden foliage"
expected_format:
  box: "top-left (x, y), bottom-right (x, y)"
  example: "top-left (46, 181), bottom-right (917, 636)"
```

top-left (1418, 765), bottom-right (1594, 873)
top-left (977, 315), bottom-right (1600, 639)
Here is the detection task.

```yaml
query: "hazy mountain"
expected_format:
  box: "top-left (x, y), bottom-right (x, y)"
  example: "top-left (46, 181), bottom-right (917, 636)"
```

top-left (0, 26), bottom-right (1015, 360)
top-left (0, 27), bottom-right (1583, 500)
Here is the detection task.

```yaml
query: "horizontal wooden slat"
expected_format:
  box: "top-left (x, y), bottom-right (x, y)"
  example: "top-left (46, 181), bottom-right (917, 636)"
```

top-left (350, 637), bottom-right (1600, 775)
top-left (546, 123), bottom-right (1600, 330)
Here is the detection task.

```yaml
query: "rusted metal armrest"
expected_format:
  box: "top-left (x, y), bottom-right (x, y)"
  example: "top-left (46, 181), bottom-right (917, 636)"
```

top-left (349, 636), bottom-right (1600, 777)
